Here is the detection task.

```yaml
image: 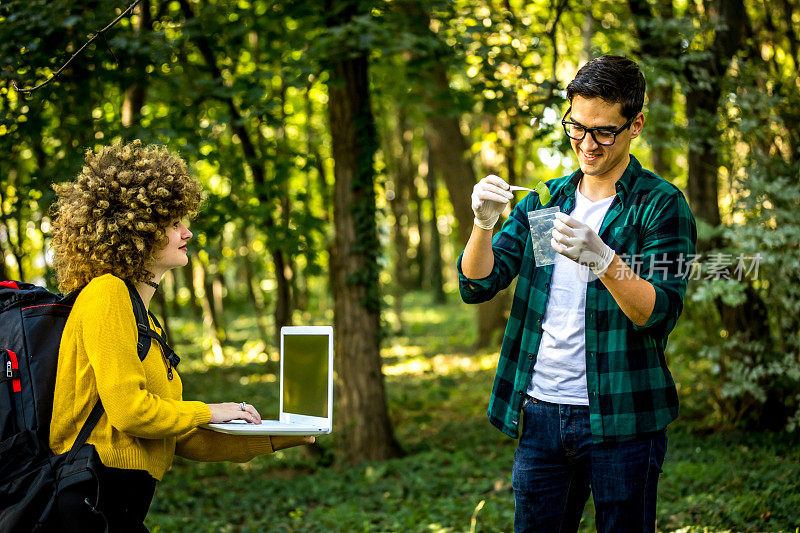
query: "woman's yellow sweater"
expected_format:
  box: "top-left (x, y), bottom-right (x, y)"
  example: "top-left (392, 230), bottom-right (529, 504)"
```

top-left (49, 274), bottom-right (273, 481)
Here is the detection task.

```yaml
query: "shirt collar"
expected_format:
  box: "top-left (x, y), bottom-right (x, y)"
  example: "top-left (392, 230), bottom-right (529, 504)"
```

top-left (614, 155), bottom-right (641, 204)
top-left (559, 154), bottom-right (641, 205)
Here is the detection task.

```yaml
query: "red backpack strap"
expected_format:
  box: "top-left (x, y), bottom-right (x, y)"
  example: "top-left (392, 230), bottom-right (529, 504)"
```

top-left (4, 349), bottom-right (22, 392)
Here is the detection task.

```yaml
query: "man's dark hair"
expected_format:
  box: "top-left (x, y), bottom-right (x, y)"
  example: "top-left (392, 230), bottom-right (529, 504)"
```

top-left (566, 55), bottom-right (646, 119)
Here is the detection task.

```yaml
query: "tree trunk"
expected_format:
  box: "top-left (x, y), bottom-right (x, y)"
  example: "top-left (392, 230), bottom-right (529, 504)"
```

top-left (240, 226), bottom-right (271, 343)
top-left (580, 0), bottom-right (594, 63)
top-left (648, 82), bottom-right (674, 179)
top-left (629, 0), bottom-right (742, 231)
top-left (163, 270), bottom-right (179, 318)
top-left (211, 272), bottom-right (226, 335)
top-left (685, 93), bottom-right (722, 231)
top-left (426, 64), bottom-right (510, 348)
top-left (153, 290), bottom-right (170, 339)
top-left (277, 79), bottom-right (296, 333)
top-left (628, 0), bottom-right (677, 179)
top-left (682, 0), bottom-right (745, 231)
top-left (426, 142), bottom-right (446, 304)
top-left (304, 83), bottom-right (332, 222)
top-left (0, 184), bottom-right (24, 280)
top-left (121, 0), bottom-right (151, 129)
top-left (0, 219), bottom-right (10, 280)
top-left (175, 262), bottom-right (202, 322)
top-left (325, 1), bottom-right (402, 462)
top-left (390, 112), bottom-right (413, 330)
top-left (302, 81), bottom-right (333, 317)
top-left (412, 172), bottom-right (426, 289)
top-left (398, 117), bottom-right (424, 289)
top-left (120, 0), bottom-right (164, 336)
top-left (0, 242), bottom-right (7, 280)
top-left (201, 267), bottom-right (224, 343)
top-left (178, 0), bottom-right (292, 342)
top-left (189, 254), bottom-right (224, 362)
top-left (643, 0), bottom-right (776, 426)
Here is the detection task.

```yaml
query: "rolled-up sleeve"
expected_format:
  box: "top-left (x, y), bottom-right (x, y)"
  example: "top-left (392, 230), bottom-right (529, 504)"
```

top-left (458, 200), bottom-right (533, 304)
top-left (457, 254), bottom-right (497, 303)
top-left (633, 191), bottom-right (697, 336)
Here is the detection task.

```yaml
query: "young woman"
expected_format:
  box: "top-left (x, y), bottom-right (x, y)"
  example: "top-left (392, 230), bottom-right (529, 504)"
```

top-left (48, 139), bottom-right (313, 532)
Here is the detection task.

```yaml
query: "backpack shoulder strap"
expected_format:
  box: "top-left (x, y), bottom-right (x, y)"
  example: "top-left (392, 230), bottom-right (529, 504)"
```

top-left (124, 281), bottom-right (178, 369)
top-left (65, 400), bottom-right (104, 462)
top-left (146, 312), bottom-right (181, 372)
top-left (124, 280), bottom-right (152, 363)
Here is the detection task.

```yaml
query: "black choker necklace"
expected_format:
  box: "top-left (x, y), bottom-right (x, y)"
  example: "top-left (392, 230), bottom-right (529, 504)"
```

top-left (144, 280), bottom-right (159, 290)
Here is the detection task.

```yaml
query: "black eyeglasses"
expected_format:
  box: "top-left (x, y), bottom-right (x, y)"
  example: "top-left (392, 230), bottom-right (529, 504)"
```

top-left (561, 106), bottom-right (635, 146)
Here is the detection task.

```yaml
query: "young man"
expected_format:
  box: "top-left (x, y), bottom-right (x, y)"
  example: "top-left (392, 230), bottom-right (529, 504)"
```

top-left (458, 55), bottom-right (697, 532)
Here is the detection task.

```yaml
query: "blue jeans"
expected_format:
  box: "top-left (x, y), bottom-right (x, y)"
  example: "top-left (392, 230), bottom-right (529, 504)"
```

top-left (512, 398), bottom-right (666, 533)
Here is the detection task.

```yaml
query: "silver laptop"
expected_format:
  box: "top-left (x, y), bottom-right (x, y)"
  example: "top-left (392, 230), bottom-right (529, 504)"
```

top-left (203, 326), bottom-right (333, 436)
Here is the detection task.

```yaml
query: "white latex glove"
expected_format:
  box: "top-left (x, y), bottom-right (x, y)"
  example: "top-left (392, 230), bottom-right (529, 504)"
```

top-left (471, 174), bottom-right (513, 230)
top-left (551, 212), bottom-right (616, 277)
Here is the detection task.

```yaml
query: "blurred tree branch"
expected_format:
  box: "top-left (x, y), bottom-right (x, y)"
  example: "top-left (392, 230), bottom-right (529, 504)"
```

top-left (13, 0), bottom-right (143, 94)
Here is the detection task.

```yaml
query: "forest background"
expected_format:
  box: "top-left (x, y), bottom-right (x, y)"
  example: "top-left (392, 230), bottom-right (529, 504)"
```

top-left (2, 0), bottom-right (800, 530)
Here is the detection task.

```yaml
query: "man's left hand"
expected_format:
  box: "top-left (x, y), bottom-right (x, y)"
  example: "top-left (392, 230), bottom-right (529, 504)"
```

top-left (551, 212), bottom-right (616, 276)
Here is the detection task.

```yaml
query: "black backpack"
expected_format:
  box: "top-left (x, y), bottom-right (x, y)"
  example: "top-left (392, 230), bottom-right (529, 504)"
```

top-left (0, 279), bottom-right (178, 532)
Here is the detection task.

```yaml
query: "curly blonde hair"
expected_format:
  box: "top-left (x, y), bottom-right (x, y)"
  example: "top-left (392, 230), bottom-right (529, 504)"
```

top-left (51, 139), bottom-right (203, 292)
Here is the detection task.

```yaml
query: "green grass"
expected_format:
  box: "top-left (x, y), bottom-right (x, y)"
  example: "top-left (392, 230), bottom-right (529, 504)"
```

top-left (146, 292), bottom-right (800, 532)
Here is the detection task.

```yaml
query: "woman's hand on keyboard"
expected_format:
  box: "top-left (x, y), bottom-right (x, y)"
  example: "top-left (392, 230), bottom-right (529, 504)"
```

top-left (208, 402), bottom-right (262, 424)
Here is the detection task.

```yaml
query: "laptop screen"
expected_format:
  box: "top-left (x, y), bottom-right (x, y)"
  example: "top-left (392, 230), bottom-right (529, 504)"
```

top-left (282, 333), bottom-right (329, 418)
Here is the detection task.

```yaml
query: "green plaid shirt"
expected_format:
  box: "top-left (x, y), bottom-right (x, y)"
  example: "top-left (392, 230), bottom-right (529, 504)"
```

top-left (458, 156), bottom-right (697, 443)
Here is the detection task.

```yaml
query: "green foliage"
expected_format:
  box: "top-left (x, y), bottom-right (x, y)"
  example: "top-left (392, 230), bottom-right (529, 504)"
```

top-left (429, 0), bottom-right (577, 186)
top-left (677, 39), bottom-right (800, 431)
top-left (657, 427), bottom-right (800, 531)
top-left (1, 0), bottom-right (337, 313)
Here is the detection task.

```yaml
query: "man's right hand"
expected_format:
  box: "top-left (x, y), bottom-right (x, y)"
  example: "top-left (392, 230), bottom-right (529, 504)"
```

top-left (471, 174), bottom-right (513, 230)
top-left (270, 435), bottom-right (316, 451)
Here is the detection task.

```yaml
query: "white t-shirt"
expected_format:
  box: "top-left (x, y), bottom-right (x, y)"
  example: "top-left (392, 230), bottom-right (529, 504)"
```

top-left (528, 187), bottom-right (615, 406)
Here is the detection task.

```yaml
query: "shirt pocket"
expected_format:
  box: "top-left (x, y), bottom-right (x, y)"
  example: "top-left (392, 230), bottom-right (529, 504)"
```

top-left (608, 225), bottom-right (640, 260)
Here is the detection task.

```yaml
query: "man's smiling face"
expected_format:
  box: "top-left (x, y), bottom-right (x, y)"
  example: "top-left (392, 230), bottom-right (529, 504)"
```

top-left (567, 95), bottom-right (643, 182)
